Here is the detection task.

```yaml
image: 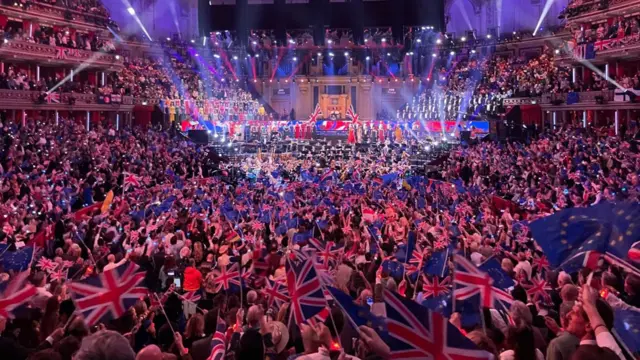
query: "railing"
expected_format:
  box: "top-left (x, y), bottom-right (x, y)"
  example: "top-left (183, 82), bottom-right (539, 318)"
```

top-left (0, 1), bottom-right (112, 29)
top-left (0, 40), bottom-right (123, 69)
top-left (0, 89), bottom-right (135, 110)
top-left (541, 90), bottom-right (615, 104)
top-left (564, 0), bottom-right (640, 23)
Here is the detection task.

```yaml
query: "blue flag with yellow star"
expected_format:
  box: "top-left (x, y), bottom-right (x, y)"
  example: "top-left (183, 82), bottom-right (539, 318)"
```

top-left (0, 244), bottom-right (34, 272)
top-left (327, 286), bottom-right (388, 336)
top-left (531, 202), bottom-right (640, 273)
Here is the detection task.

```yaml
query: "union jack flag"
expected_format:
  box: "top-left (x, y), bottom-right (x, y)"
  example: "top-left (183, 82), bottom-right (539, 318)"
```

top-left (422, 275), bottom-right (451, 298)
top-left (532, 255), bottom-right (550, 272)
top-left (55, 47), bottom-right (67, 59)
top-left (179, 291), bottom-right (202, 303)
top-left (45, 92), bottom-right (60, 103)
top-left (312, 241), bottom-right (342, 269)
top-left (210, 264), bottom-right (240, 292)
top-left (67, 262), bottom-right (147, 325)
top-left (346, 104), bottom-right (360, 125)
top-left (207, 318), bottom-right (227, 360)
top-left (0, 271), bottom-right (37, 319)
top-left (523, 276), bottom-right (552, 302)
top-left (262, 279), bottom-right (289, 311)
top-left (307, 103), bottom-right (322, 124)
top-left (123, 172), bottom-right (142, 189)
top-left (50, 268), bottom-right (68, 282)
top-left (453, 255), bottom-right (514, 309)
top-left (384, 289), bottom-right (492, 360)
top-left (37, 257), bottom-right (58, 273)
top-left (286, 257), bottom-right (327, 324)
top-left (306, 307), bottom-right (330, 327)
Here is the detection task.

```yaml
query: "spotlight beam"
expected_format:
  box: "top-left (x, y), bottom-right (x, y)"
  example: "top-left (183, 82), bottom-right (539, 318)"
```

top-left (533, 0), bottom-right (555, 36)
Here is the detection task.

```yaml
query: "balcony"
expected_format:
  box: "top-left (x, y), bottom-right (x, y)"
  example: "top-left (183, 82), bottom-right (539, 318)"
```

top-left (0, 40), bottom-right (123, 70)
top-left (0, 89), bottom-right (135, 111)
top-left (0, 1), bottom-right (113, 32)
top-left (564, 0), bottom-right (640, 25)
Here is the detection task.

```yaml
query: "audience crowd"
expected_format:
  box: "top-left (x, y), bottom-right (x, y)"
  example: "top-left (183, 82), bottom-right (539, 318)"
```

top-left (0, 114), bottom-right (639, 360)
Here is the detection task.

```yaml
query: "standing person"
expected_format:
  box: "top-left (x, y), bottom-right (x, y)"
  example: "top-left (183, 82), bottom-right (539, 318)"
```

top-left (183, 258), bottom-right (202, 292)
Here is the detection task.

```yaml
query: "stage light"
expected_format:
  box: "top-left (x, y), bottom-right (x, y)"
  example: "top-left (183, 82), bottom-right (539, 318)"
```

top-left (317, 52), bottom-right (321, 56)
top-left (3, 39), bottom-right (7, 44)
top-left (450, 51), bottom-right (455, 55)
top-left (432, 53), bottom-right (437, 57)
top-left (513, 31), bottom-right (517, 35)
top-left (533, 0), bottom-right (555, 36)
top-left (214, 133), bottom-right (218, 138)
top-left (215, 31), bottom-right (221, 35)
top-left (461, 36), bottom-right (466, 42)
top-left (269, 79), bottom-right (273, 83)
top-left (289, 39), bottom-right (295, 44)
top-left (436, 39), bottom-right (442, 44)
top-left (327, 39), bottom-right (333, 44)
top-left (115, 55), bottom-right (120, 60)
top-left (255, 54), bottom-right (259, 58)
top-left (228, 142), bottom-right (232, 147)
top-left (166, 37), bottom-right (170, 41)
top-left (190, 39), bottom-right (195, 43)
top-left (471, 49), bottom-right (476, 54)
top-left (127, 7), bottom-right (136, 15)
top-left (425, 145), bottom-right (431, 151)
top-left (252, 41), bottom-right (257, 45)
top-left (486, 34), bottom-right (492, 39)
top-left (293, 57), bottom-right (297, 61)
top-left (387, 52), bottom-right (391, 56)
top-left (233, 55), bottom-right (238, 60)
top-left (195, 53), bottom-right (199, 57)
top-left (364, 39), bottom-right (368, 42)
top-left (366, 56), bottom-right (370, 60)
top-left (214, 54), bottom-right (220, 58)
top-left (381, 38), bottom-right (386, 42)
top-left (142, 101), bottom-right (148, 105)
top-left (555, 49), bottom-right (560, 54)
top-left (329, 52), bottom-right (334, 57)
top-left (344, 52), bottom-right (349, 56)
top-left (203, 36), bottom-right (207, 46)
top-left (417, 39), bottom-right (422, 43)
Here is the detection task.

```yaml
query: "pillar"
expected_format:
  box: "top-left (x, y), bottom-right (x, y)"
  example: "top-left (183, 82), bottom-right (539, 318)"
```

top-left (572, 67), bottom-right (576, 83)
top-left (71, 69), bottom-right (74, 81)
top-left (605, 63), bottom-right (609, 81)
top-left (615, 110), bottom-right (619, 136)
top-left (36, 65), bottom-right (40, 82)
top-left (22, 110), bottom-right (26, 127)
top-left (552, 112), bottom-right (557, 129)
top-left (583, 110), bottom-right (587, 128)
top-left (55, 110), bottom-right (59, 126)
top-left (101, 72), bottom-right (105, 87)
top-left (86, 111), bottom-right (90, 131)
top-left (116, 113), bottom-right (120, 131)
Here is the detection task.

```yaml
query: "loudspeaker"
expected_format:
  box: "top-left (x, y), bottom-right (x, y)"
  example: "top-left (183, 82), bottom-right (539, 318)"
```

top-left (551, 99), bottom-right (564, 105)
top-left (461, 130), bottom-right (471, 143)
top-left (188, 130), bottom-right (209, 144)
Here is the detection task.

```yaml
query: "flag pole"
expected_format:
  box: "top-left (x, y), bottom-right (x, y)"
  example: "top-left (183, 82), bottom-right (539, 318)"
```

top-left (155, 293), bottom-right (176, 334)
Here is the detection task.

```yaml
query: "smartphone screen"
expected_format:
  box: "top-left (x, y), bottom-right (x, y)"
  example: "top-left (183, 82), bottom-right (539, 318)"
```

top-left (173, 278), bottom-right (182, 288)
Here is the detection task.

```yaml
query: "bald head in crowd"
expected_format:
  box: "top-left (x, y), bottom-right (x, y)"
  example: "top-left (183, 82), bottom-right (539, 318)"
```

top-left (136, 345), bottom-right (162, 360)
top-left (246, 290), bottom-right (258, 305)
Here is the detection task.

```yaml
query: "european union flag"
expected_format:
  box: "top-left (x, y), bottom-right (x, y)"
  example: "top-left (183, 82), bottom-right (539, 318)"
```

top-left (316, 219), bottom-right (329, 230)
top-left (479, 258), bottom-right (515, 290)
top-left (531, 202), bottom-right (640, 271)
top-left (327, 286), bottom-right (388, 336)
top-left (0, 245), bottom-right (34, 272)
top-left (614, 308), bottom-right (640, 355)
top-left (293, 230), bottom-right (312, 245)
top-left (380, 173), bottom-right (398, 186)
top-left (283, 191), bottom-right (295, 203)
top-left (425, 249), bottom-right (450, 277)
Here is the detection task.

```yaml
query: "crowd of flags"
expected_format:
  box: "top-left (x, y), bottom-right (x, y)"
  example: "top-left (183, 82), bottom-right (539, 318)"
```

top-left (4, 174), bottom-right (640, 359)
